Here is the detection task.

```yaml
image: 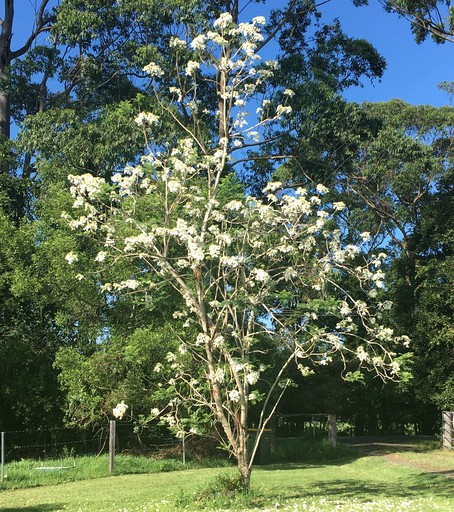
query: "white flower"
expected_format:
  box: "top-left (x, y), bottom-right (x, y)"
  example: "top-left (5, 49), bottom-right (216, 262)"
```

top-left (143, 62), bottom-right (164, 77)
top-left (283, 88), bottom-right (295, 97)
top-left (340, 302), bottom-right (351, 316)
top-left (166, 352), bottom-right (176, 362)
top-left (65, 252), bottom-right (78, 265)
top-left (118, 279), bottom-right (140, 290)
top-left (401, 335), bottom-right (411, 348)
top-left (231, 360), bottom-right (244, 373)
top-left (214, 12), bottom-right (233, 29)
top-left (95, 251), bottom-right (107, 262)
top-left (316, 183), bottom-right (329, 194)
top-left (170, 37), bottom-right (187, 48)
top-left (196, 333), bottom-right (210, 346)
top-left (391, 361), bottom-right (400, 375)
top-left (356, 346), bottom-right (369, 362)
top-left (210, 367), bottom-right (225, 383)
top-left (68, 173), bottom-right (105, 199)
top-left (190, 34), bottom-right (206, 50)
top-left (188, 240), bottom-right (204, 264)
top-left (252, 16), bottom-right (266, 25)
top-left (135, 112), bottom-right (160, 126)
top-left (377, 326), bottom-right (394, 341)
top-left (113, 401), bottom-right (128, 420)
top-left (185, 60), bottom-right (200, 75)
top-left (283, 267), bottom-right (298, 280)
top-left (276, 104), bottom-right (292, 115)
top-left (167, 179), bottom-right (181, 193)
top-left (297, 365), bottom-right (313, 377)
top-left (218, 233), bottom-right (232, 246)
top-left (229, 389), bottom-right (240, 402)
top-left (246, 371), bottom-right (259, 385)
top-left (333, 201), bottom-right (346, 211)
top-left (213, 335), bottom-right (225, 348)
top-left (360, 231), bottom-right (371, 241)
top-left (263, 181), bottom-right (282, 193)
top-left (208, 244), bottom-right (221, 257)
top-left (225, 200), bottom-right (243, 211)
top-left (251, 268), bottom-right (270, 283)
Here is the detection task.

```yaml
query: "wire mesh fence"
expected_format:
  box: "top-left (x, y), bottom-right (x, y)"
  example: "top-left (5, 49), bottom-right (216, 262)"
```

top-left (1, 422), bottom-right (180, 462)
top-left (0, 422), bottom-right (185, 490)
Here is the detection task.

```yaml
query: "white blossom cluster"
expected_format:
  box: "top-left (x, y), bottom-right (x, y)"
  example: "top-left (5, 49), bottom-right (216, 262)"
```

top-left (113, 401), bottom-right (128, 420)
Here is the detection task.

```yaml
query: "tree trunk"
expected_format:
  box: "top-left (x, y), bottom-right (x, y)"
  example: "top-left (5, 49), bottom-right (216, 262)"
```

top-left (0, 0), bottom-right (14, 141)
top-left (237, 444), bottom-right (251, 489)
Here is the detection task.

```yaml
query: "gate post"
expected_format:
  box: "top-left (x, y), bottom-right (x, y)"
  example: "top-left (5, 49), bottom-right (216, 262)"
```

top-left (109, 420), bottom-right (116, 474)
top-left (1, 432), bottom-right (4, 490)
top-left (442, 411), bottom-right (453, 449)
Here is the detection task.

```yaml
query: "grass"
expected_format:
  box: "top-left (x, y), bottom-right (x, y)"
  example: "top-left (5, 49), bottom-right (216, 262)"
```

top-left (1, 454), bottom-right (231, 490)
top-left (0, 447), bottom-right (453, 511)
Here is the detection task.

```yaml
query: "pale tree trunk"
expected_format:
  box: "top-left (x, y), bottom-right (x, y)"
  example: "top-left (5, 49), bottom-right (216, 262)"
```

top-left (237, 438), bottom-right (251, 489)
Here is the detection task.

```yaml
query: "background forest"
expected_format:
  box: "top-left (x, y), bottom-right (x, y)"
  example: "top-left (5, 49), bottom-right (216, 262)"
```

top-left (0, 0), bottom-right (452, 444)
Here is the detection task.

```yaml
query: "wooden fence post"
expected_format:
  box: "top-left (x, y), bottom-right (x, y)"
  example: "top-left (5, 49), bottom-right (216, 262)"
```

top-left (1, 431), bottom-right (4, 490)
top-left (442, 411), bottom-right (453, 449)
top-left (109, 420), bottom-right (116, 474)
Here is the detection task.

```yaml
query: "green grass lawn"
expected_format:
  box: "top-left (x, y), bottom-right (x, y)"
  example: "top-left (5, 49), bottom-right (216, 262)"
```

top-left (1, 453), bottom-right (453, 511)
top-left (0, 454), bottom-right (229, 491)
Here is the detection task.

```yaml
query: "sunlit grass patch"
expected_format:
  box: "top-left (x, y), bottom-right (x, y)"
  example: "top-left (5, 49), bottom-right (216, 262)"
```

top-left (1, 453), bottom-right (231, 490)
top-left (1, 449), bottom-right (453, 511)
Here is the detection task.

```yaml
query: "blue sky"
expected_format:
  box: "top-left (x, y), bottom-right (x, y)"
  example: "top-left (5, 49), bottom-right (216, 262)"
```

top-left (10, 0), bottom-right (454, 108)
top-left (319, 1), bottom-right (453, 107)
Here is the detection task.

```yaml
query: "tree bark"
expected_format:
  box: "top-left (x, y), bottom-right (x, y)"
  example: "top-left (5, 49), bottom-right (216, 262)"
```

top-left (0, 0), bottom-right (14, 140)
top-left (236, 440), bottom-right (251, 489)
top-left (0, 0), bottom-right (52, 141)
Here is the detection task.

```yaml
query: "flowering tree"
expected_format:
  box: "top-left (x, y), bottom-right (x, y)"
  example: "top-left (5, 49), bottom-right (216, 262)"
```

top-left (64, 13), bottom-right (408, 487)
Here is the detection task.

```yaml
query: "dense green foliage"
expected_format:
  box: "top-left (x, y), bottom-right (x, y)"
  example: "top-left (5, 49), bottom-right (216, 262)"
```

top-left (0, 0), bottom-right (452, 445)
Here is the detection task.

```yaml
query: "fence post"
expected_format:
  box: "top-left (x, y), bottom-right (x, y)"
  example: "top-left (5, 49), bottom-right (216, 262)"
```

top-left (442, 411), bottom-right (453, 449)
top-left (109, 420), bottom-right (116, 474)
top-left (182, 432), bottom-right (186, 465)
top-left (1, 431), bottom-right (4, 490)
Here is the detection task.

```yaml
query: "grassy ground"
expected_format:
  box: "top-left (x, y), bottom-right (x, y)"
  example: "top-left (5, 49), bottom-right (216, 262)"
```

top-left (1, 447), bottom-right (453, 511)
top-left (0, 454), bottom-right (229, 491)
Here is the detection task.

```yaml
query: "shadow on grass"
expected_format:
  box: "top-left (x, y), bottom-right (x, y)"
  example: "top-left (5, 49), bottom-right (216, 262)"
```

top-left (337, 435), bottom-right (439, 456)
top-left (265, 445), bottom-right (363, 470)
top-left (260, 471), bottom-right (454, 503)
top-left (1, 506), bottom-right (65, 512)
top-left (267, 436), bottom-right (440, 468)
